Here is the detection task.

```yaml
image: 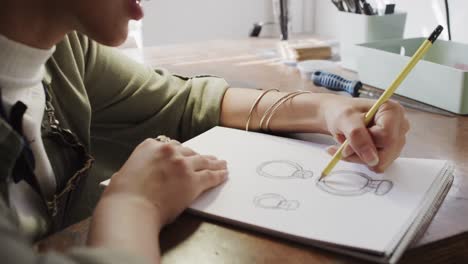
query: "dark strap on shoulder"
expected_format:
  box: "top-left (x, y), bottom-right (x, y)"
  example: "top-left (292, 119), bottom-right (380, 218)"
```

top-left (0, 86), bottom-right (42, 196)
top-left (10, 101), bottom-right (27, 136)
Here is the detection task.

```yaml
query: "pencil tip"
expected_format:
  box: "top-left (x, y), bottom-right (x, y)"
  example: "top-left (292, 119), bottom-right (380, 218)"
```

top-left (318, 173), bottom-right (326, 182)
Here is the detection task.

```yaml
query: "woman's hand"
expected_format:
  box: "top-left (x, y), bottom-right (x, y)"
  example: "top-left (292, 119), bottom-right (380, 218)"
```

top-left (88, 139), bottom-right (227, 262)
top-left (103, 138), bottom-right (228, 225)
top-left (322, 96), bottom-right (410, 172)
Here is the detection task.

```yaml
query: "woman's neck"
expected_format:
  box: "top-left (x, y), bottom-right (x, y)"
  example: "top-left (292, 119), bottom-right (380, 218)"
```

top-left (0, 0), bottom-right (71, 49)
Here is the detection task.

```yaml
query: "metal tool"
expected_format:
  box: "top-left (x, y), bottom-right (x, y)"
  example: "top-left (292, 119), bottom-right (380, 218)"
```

top-left (331, 0), bottom-right (345, 11)
top-left (333, 0), bottom-right (375, 15)
top-left (361, 0), bottom-right (376, 15)
top-left (343, 0), bottom-right (362, 13)
top-left (312, 70), bottom-right (456, 117)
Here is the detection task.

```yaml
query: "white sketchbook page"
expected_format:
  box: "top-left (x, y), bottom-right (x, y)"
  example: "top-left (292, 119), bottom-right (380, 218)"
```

top-left (184, 127), bottom-right (447, 253)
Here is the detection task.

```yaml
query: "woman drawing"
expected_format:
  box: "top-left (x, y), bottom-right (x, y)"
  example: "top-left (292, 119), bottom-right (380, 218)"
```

top-left (0, 0), bottom-right (409, 263)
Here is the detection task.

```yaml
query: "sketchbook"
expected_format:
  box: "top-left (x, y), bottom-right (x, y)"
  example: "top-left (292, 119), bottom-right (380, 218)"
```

top-left (181, 127), bottom-right (454, 264)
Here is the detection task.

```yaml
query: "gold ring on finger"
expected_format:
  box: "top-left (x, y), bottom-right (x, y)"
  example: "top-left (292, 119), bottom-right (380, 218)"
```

top-left (155, 135), bottom-right (172, 143)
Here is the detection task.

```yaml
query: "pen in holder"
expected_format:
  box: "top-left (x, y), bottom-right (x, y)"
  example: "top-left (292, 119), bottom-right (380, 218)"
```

top-left (274, 0), bottom-right (290, 40)
top-left (250, 0), bottom-right (291, 40)
top-left (338, 11), bottom-right (407, 71)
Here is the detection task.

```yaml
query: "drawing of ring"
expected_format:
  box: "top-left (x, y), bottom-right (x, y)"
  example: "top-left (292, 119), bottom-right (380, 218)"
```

top-left (253, 193), bottom-right (300, 210)
top-left (316, 170), bottom-right (393, 196)
top-left (257, 160), bottom-right (314, 180)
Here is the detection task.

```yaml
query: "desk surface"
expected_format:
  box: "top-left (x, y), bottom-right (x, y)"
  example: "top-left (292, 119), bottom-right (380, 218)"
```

top-left (38, 38), bottom-right (468, 263)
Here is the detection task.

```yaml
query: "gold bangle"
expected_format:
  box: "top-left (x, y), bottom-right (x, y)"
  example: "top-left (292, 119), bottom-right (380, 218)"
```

top-left (245, 89), bottom-right (279, 131)
top-left (258, 92), bottom-right (297, 131)
top-left (259, 91), bottom-right (310, 131)
top-left (264, 91), bottom-right (312, 132)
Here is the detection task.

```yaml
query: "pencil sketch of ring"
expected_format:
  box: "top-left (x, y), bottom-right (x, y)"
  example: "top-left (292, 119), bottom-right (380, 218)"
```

top-left (256, 160), bottom-right (314, 180)
top-left (317, 170), bottom-right (393, 196)
top-left (253, 193), bottom-right (300, 210)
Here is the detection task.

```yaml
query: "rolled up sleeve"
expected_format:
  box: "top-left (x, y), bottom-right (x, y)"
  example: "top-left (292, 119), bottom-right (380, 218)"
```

top-left (81, 35), bottom-right (229, 145)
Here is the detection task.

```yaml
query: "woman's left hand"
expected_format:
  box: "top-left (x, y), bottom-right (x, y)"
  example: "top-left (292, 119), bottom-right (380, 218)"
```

top-left (322, 96), bottom-right (410, 173)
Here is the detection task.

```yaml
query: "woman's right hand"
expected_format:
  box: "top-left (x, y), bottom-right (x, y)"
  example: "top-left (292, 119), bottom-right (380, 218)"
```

top-left (103, 138), bottom-right (228, 226)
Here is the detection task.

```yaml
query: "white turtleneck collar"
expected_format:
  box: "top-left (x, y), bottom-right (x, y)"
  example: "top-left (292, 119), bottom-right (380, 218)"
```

top-left (0, 34), bottom-right (55, 88)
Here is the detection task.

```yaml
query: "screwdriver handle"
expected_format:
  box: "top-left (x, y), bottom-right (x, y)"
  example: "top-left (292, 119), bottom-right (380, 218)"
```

top-left (312, 70), bottom-right (362, 98)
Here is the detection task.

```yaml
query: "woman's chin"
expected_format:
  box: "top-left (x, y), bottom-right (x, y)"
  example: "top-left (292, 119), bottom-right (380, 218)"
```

top-left (91, 29), bottom-right (129, 47)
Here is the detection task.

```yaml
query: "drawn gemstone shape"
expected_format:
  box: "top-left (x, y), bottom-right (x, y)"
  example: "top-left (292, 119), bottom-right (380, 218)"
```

top-left (257, 160), bottom-right (313, 179)
top-left (292, 170), bottom-right (314, 179)
top-left (253, 193), bottom-right (300, 210)
top-left (318, 170), bottom-right (370, 196)
top-left (375, 180), bottom-right (394, 196)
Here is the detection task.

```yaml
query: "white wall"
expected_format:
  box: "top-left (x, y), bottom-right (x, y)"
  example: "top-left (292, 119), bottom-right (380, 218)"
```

top-left (137, 1), bottom-right (467, 46)
top-left (140, 0), bottom-right (315, 46)
top-left (314, 0), bottom-right (468, 44)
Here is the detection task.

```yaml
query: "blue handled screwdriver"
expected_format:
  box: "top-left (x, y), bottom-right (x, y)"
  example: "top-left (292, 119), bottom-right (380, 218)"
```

top-left (312, 70), bottom-right (377, 98)
top-left (312, 70), bottom-right (455, 117)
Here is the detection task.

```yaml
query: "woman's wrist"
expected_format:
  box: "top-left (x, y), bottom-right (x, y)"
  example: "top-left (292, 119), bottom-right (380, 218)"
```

top-left (88, 191), bottom-right (163, 263)
top-left (100, 172), bottom-right (166, 228)
top-left (220, 88), bottom-right (335, 134)
top-left (286, 92), bottom-right (335, 134)
top-left (99, 190), bottom-right (163, 229)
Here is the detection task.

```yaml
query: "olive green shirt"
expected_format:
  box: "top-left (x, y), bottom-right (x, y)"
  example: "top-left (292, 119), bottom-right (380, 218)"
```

top-left (0, 32), bottom-right (229, 263)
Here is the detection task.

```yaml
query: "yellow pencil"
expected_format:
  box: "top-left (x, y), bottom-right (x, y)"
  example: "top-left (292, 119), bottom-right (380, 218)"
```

top-left (319, 25), bottom-right (444, 181)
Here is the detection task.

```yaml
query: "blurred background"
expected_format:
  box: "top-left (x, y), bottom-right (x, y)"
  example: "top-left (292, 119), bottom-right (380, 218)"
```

top-left (122, 0), bottom-right (468, 48)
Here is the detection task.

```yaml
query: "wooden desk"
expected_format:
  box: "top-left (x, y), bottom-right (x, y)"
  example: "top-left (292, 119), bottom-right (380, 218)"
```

top-left (38, 38), bottom-right (468, 263)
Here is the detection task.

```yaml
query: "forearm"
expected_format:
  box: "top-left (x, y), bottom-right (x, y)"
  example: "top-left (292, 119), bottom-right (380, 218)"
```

top-left (220, 88), bottom-right (331, 134)
top-left (88, 192), bottom-right (162, 264)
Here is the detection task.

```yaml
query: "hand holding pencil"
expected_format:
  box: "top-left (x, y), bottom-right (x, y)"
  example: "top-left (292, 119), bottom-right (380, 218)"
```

top-left (322, 96), bottom-right (409, 172)
top-left (320, 25), bottom-right (444, 180)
